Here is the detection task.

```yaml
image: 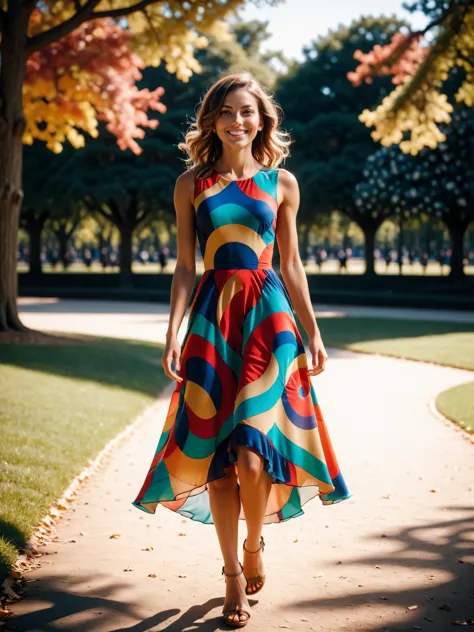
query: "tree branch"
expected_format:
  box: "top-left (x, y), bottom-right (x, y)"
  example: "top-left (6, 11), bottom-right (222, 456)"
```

top-left (26, 0), bottom-right (101, 54)
top-left (92, 0), bottom-right (160, 20)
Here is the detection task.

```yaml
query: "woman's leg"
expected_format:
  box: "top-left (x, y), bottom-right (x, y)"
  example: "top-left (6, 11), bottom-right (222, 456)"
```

top-left (208, 466), bottom-right (249, 623)
top-left (237, 446), bottom-right (272, 594)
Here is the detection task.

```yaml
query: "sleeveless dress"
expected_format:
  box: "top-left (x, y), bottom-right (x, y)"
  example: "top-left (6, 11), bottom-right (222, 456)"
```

top-left (132, 167), bottom-right (351, 524)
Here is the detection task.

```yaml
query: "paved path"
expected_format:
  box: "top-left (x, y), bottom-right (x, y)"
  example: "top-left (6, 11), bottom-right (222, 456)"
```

top-left (9, 300), bottom-right (474, 631)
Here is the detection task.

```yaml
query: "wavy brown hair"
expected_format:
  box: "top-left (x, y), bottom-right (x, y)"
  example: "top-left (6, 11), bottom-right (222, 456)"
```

top-left (178, 72), bottom-right (291, 176)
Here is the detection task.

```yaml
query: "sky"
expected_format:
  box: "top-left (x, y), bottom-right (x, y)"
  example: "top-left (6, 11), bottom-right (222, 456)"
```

top-left (238, 0), bottom-right (429, 61)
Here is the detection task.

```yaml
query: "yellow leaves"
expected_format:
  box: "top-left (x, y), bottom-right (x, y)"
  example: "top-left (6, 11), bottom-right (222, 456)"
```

top-left (356, 5), bottom-right (474, 154)
top-left (359, 74), bottom-right (454, 155)
top-left (456, 77), bottom-right (474, 107)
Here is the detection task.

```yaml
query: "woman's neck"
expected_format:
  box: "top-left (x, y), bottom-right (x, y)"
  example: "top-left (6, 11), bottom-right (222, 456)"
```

top-left (215, 149), bottom-right (260, 179)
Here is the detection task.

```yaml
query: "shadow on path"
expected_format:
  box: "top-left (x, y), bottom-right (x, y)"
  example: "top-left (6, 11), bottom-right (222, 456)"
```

top-left (11, 508), bottom-right (473, 631)
top-left (287, 505), bottom-right (474, 631)
top-left (13, 583), bottom-right (232, 632)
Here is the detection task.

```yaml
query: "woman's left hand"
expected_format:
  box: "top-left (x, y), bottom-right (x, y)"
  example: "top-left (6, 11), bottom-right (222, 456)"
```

top-left (307, 332), bottom-right (328, 377)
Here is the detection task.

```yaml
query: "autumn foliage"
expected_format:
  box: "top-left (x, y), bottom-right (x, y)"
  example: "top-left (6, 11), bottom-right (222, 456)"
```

top-left (24, 16), bottom-right (166, 155)
top-left (348, 4), bottom-right (474, 154)
top-left (347, 32), bottom-right (427, 86)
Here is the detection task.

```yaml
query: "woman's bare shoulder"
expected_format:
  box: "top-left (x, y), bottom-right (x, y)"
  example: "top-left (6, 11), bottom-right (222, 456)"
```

top-left (277, 168), bottom-right (298, 188)
top-left (175, 169), bottom-right (195, 201)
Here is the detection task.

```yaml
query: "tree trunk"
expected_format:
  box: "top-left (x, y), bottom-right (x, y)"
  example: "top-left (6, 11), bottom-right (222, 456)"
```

top-left (0, 9), bottom-right (31, 331)
top-left (119, 225), bottom-right (133, 287)
top-left (448, 221), bottom-right (466, 279)
top-left (54, 225), bottom-right (70, 269)
top-left (27, 216), bottom-right (47, 278)
top-left (362, 223), bottom-right (377, 277)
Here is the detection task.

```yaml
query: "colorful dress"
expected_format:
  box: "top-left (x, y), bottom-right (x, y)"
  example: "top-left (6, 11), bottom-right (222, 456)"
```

top-left (133, 167), bottom-right (351, 524)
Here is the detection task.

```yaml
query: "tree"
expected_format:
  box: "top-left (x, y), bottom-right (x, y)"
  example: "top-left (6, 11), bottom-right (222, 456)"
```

top-left (355, 109), bottom-right (474, 277)
top-left (348, 0), bottom-right (474, 154)
top-left (276, 16), bottom-right (407, 272)
top-left (0, 0), bottom-right (259, 332)
top-left (46, 132), bottom-right (178, 286)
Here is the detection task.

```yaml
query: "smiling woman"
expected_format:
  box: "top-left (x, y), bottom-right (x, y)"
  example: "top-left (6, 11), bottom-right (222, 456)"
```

top-left (132, 72), bottom-right (351, 629)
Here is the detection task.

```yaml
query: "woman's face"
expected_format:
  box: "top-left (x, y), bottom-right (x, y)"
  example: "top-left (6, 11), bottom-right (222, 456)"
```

top-left (214, 88), bottom-right (263, 150)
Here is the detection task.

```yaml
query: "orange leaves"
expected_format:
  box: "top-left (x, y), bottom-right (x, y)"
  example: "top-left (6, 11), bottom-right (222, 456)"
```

top-left (24, 18), bottom-right (166, 154)
top-left (347, 32), bottom-right (427, 87)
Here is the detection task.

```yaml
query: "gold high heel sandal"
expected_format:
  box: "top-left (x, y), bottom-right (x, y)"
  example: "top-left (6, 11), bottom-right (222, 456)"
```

top-left (243, 536), bottom-right (266, 596)
top-left (221, 565), bottom-right (251, 628)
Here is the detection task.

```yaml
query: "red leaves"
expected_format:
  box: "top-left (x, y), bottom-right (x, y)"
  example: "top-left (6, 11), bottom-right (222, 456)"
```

top-left (25, 18), bottom-right (166, 154)
top-left (347, 32), bottom-right (428, 87)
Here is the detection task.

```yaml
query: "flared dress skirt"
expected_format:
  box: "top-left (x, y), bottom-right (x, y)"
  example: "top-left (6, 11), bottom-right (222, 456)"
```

top-left (132, 167), bottom-right (351, 524)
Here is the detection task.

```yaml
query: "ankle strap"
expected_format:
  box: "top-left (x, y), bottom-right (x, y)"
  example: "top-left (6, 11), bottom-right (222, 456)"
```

top-left (222, 564), bottom-right (244, 577)
top-left (243, 536), bottom-right (265, 554)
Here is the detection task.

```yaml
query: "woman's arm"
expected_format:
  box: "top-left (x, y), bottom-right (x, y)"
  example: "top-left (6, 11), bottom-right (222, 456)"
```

top-left (161, 170), bottom-right (196, 382)
top-left (276, 168), bottom-right (328, 377)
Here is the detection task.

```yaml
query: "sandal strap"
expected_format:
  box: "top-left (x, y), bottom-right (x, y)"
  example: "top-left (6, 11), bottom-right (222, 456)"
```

top-left (246, 574), bottom-right (266, 582)
top-left (243, 536), bottom-right (265, 554)
top-left (222, 563), bottom-right (244, 577)
top-left (223, 609), bottom-right (251, 620)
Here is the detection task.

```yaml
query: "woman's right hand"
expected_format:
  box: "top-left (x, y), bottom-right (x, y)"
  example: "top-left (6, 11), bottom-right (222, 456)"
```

top-left (161, 335), bottom-right (183, 382)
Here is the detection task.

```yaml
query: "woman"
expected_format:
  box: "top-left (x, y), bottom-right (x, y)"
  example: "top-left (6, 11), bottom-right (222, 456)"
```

top-left (133, 72), bottom-right (350, 628)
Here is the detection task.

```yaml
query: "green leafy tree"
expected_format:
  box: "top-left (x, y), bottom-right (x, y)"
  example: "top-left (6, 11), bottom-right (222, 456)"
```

top-left (276, 16), bottom-right (407, 273)
top-left (355, 109), bottom-right (474, 277)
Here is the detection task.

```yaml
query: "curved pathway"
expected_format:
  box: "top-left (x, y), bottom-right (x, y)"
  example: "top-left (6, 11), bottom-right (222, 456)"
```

top-left (9, 299), bottom-right (474, 631)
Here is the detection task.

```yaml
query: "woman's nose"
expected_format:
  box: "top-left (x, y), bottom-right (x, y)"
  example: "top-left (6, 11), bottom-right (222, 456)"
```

top-left (233, 113), bottom-right (243, 125)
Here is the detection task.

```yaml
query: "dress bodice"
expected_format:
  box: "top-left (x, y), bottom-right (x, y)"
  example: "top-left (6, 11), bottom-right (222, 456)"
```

top-left (193, 168), bottom-right (279, 271)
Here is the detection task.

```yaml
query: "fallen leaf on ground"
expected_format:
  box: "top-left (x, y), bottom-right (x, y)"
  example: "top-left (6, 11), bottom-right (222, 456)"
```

top-left (109, 534), bottom-right (121, 539)
top-left (123, 567), bottom-right (133, 572)
top-left (178, 574), bottom-right (187, 578)
top-left (178, 533), bottom-right (186, 536)
top-left (142, 546), bottom-right (154, 551)
top-left (453, 621), bottom-right (474, 626)
top-left (148, 574), bottom-right (157, 578)
top-left (68, 539), bottom-right (76, 543)
top-left (379, 597), bottom-right (388, 600)
top-left (374, 565), bottom-right (381, 569)
top-left (293, 539), bottom-right (299, 543)
top-left (407, 605), bottom-right (419, 611)
top-left (430, 488), bottom-right (438, 493)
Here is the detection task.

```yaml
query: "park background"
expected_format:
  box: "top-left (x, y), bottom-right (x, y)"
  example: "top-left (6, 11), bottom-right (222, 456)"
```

top-left (1, 1), bottom-right (474, 629)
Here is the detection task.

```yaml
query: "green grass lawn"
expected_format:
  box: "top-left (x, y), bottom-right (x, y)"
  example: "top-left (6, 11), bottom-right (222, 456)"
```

top-left (435, 382), bottom-right (474, 434)
top-left (0, 335), bottom-right (168, 580)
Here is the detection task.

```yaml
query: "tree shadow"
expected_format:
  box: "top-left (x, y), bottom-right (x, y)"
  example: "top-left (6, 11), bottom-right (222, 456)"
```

top-left (0, 334), bottom-right (168, 399)
top-left (11, 574), bottom-right (234, 632)
top-left (287, 505), bottom-right (474, 631)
